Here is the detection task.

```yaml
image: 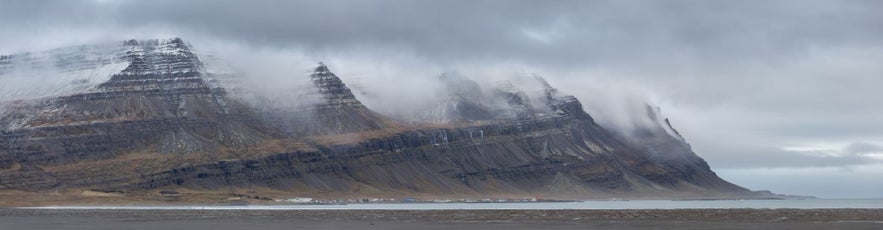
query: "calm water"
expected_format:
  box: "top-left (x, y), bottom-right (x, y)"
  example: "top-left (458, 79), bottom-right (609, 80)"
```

top-left (29, 199), bottom-right (883, 210)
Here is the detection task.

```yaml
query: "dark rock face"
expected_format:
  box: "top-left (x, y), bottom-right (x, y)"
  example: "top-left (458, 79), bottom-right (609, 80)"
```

top-left (303, 63), bottom-right (390, 135)
top-left (417, 75), bottom-right (593, 123)
top-left (135, 118), bottom-right (655, 194)
top-left (606, 105), bottom-right (747, 191)
top-left (251, 63), bottom-right (393, 136)
top-left (0, 39), bottom-right (272, 166)
top-left (0, 38), bottom-right (753, 198)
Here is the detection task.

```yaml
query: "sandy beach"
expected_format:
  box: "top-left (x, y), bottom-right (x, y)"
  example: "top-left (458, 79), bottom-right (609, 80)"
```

top-left (2, 208), bottom-right (882, 230)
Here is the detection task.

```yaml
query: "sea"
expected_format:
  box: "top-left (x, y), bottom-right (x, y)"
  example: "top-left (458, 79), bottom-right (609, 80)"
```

top-left (27, 199), bottom-right (883, 210)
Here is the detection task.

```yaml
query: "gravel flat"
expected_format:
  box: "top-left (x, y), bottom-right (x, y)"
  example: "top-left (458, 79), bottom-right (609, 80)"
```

top-left (2, 208), bottom-right (882, 229)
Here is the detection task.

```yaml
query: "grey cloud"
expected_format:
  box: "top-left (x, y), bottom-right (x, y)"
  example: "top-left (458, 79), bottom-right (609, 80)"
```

top-left (2, 0), bottom-right (883, 197)
top-left (6, 0), bottom-right (883, 66)
top-left (846, 142), bottom-right (883, 155)
top-left (702, 145), bottom-right (877, 169)
top-left (717, 164), bottom-right (883, 198)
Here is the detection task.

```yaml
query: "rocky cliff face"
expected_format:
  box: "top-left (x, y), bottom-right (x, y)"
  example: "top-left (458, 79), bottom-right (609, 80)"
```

top-left (0, 38), bottom-right (273, 166)
top-left (298, 63), bottom-right (392, 135)
top-left (605, 105), bottom-right (747, 192)
top-left (0, 38), bottom-right (754, 198)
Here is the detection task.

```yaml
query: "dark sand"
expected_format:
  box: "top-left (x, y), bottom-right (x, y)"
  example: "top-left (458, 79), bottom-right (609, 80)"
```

top-left (2, 209), bottom-right (882, 230)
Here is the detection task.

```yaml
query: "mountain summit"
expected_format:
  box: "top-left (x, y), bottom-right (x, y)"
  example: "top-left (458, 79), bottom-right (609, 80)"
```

top-left (0, 38), bottom-right (764, 201)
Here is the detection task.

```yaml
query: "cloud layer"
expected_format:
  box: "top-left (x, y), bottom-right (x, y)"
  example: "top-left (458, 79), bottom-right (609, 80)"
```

top-left (2, 0), bottom-right (882, 198)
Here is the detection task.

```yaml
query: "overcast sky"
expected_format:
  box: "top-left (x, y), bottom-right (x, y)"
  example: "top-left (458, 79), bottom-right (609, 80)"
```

top-left (1, 0), bottom-right (882, 198)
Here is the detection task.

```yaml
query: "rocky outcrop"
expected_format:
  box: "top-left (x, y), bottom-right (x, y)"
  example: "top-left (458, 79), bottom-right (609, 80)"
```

top-left (302, 63), bottom-right (391, 135)
top-left (417, 75), bottom-right (592, 123)
top-left (251, 63), bottom-right (393, 136)
top-left (0, 39), bottom-right (273, 166)
top-left (606, 105), bottom-right (746, 192)
top-left (0, 38), bottom-right (754, 198)
top-left (13, 114), bottom-right (746, 198)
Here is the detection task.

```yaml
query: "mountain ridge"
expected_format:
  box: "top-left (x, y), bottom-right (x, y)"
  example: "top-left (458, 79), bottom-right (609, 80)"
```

top-left (0, 38), bottom-right (770, 202)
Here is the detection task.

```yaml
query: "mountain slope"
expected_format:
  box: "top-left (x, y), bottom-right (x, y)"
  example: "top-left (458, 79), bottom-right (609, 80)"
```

top-left (0, 38), bottom-right (757, 199)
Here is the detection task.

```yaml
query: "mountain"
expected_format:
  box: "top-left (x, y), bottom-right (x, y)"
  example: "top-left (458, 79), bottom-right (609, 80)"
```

top-left (0, 38), bottom-right (765, 201)
top-left (277, 63), bottom-right (393, 136)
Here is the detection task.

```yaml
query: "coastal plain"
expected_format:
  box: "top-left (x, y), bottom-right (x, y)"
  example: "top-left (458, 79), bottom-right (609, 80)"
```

top-left (2, 208), bottom-right (882, 230)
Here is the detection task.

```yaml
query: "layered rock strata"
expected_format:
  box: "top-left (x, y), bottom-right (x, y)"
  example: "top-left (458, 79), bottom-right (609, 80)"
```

top-left (0, 38), bottom-right (754, 198)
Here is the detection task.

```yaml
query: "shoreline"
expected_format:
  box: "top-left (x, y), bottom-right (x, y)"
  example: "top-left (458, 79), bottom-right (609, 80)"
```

top-left (2, 208), bottom-right (882, 230)
top-left (9, 198), bottom-right (883, 210)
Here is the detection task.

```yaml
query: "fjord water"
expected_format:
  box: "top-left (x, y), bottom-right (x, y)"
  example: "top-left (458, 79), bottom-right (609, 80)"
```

top-left (32, 199), bottom-right (883, 210)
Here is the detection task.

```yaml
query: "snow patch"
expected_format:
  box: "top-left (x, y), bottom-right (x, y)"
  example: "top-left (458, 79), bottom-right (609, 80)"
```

top-left (0, 60), bottom-right (129, 102)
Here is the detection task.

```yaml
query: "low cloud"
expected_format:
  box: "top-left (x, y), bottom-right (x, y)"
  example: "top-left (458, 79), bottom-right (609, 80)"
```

top-left (1, 0), bottom-right (882, 197)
